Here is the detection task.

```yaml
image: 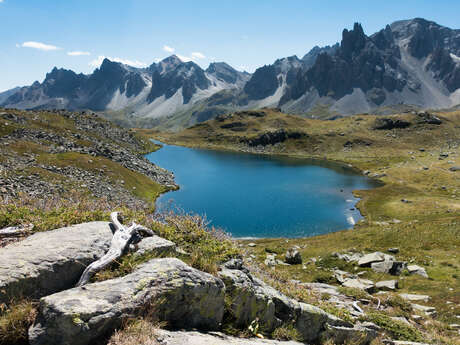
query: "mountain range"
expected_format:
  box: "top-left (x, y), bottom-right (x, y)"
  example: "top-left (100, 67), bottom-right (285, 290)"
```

top-left (1, 18), bottom-right (459, 129)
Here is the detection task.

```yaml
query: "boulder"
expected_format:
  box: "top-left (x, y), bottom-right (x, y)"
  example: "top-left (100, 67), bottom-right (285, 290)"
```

top-left (0, 221), bottom-right (113, 304)
top-left (411, 303), bottom-right (436, 316)
top-left (342, 278), bottom-right (375, 292)
top-left (399, 293), bottom-right (430, 302)
top-left (218, 264), bottom-right (360, 343)
top-left (154, 329), bottom-right (304, 344)
top-left (285, 248), bottom-right (302, 265)
top-left (373, 118), bottom-right (411, 130)
top-left (29, 258), bottom-right (225, 345)
top-left (376, 280), bottom-right (399, 291)
top-left (321, 323), bottom-right (378, 345)
top-left (265, 254), bottom-right (277, 267)
top-left (449, 166), bottom-right (460, 172)
top-left (358, 252), bottom-right (387, 266)
top-left (407, 265), bottom-right (428, 278)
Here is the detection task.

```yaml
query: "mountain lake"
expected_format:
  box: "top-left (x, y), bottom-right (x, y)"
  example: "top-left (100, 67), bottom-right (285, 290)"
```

top-left (146, 143), bottom-right (381, 238)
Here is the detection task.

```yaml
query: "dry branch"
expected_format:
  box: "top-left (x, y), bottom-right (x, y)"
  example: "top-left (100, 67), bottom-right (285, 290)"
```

top-left (76, 212), bottom-right (154, 286)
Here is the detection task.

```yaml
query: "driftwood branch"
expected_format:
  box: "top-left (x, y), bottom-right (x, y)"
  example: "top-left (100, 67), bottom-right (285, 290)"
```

top-left (76, 212), bottom-right (153, 286)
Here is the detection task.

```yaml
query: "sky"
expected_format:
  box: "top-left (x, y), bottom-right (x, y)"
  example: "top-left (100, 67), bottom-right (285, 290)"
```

top-left (0, 0), bottom-right (459, 92)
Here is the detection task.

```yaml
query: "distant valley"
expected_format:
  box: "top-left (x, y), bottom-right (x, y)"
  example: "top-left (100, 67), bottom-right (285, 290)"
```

top-left (1, 18), bottom-right (459, 129)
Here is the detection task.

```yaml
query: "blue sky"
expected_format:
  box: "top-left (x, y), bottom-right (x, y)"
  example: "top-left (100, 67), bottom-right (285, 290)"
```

top-left (0, 0), bottom-right (459, 92)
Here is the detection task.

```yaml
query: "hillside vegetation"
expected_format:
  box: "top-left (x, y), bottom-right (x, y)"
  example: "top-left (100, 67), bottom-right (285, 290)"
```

top-left (142, 108), bottom-right (460, 343)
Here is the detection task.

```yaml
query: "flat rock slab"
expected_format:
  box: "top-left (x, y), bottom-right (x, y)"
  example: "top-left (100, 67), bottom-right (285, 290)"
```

top-left (0, 221), bottom-right (112, 303)
top-left (342, 278), bottom-right (375, 292)
top-left (29, 258), bottom-right (225, 345)
top-left (155, 330), bottom-right (304, 345)
top-left (399, 293), bottom-right (430, 302)
top-left (134, 235), bottom-right (175, 256)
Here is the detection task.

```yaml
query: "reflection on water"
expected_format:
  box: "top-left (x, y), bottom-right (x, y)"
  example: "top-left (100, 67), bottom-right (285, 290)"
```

top-left (146, 143), bottom-right (380, 238)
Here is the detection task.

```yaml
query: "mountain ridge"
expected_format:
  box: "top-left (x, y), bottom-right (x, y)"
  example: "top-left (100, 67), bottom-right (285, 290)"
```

top-left (2, 17), bottom-right (459, 129)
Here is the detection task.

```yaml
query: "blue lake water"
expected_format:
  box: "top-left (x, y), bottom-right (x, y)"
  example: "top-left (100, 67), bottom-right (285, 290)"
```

top-left (145, 144), bottom-right (379, 238)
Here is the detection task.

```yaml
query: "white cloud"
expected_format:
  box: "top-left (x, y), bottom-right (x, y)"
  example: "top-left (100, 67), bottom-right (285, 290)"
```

top-left (191, 52), bottom-right (205, 59)
top-left (89, 55), bottom-right (148, 68)
top-left (67, 51), bottom-right (90, 56)
top-left (163, 45), bottom-right (175, 53)
top-left (176, 54), bottom-right (193, 62)
top-left (20, 41), bottom-right (60, 51)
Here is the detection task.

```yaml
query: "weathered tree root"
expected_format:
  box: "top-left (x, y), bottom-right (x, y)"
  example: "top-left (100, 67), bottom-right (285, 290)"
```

top-left (76, 212), bottom-right (154, 286)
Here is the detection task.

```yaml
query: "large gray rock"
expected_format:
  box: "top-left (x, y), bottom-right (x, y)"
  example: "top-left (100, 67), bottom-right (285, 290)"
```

top-left (358, 252), bottom-right (386, 266)
top-left (29, 258), bottom-right (225, 345)
top-left (218, 263), bottom-right (374, 343)
top-left (407, 265), bottom-right (428, 278)
top-left (0, 221), bottom-right (112, 303)
top-left (155, 329), bottom-right (304, 344)
top-left (342, 278), bottom-right (375, 292)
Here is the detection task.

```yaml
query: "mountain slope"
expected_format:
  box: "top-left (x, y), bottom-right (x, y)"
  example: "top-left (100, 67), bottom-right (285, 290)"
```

top-left (2, 18), bottom-right (459, 128)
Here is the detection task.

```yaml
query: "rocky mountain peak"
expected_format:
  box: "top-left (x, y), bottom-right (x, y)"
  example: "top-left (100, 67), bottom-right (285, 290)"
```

top-left (340, 22), bottom-right (367, 59)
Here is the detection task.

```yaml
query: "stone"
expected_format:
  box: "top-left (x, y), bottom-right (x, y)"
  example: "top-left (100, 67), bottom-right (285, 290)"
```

top-left (342, 278), bottom-right (375, 292)
top-left (376, 280), bottom-right (399, 291)
top-left (358, 252), bottom-right (386, 266)
top-left (411, 303), bottom-right (436, 316)
top-left (399, 293), bottom-right (430, 302)
top-left (264, 254), bottom-right (277, 267)
top-left (333, 270), bottom-right (352, 284)
top-left (218, 264), bottom-right (359, 343)
top-left (133, 235), bottom-right (175, 256)
top-left (0, 221), bottom-right (113, 304)
top-left (248, 242), bottom-right (257, 247)
top-left (321, 323), bottom-right (378, 345)
top-left (384, 340), bottom-right (429, 345)
top-left (449, 324), bottom-right (460, 330)
top-left (285, 247), bottom-right (302, 264)
top-left (154, 329), bottom-right (304, 344)
top-left (388, 247), bottom-right (399, 254)
top-left (407, 265), bottom-right (428, 278)
top-left (389, 261), bottom-right (407, 275)
top-left (29, 258), bottom-right (225, 345)
top-left (449, 166), bottom-right (460, 172)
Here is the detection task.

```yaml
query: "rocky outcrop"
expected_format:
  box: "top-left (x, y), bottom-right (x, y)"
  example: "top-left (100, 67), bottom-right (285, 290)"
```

top-left (29, 258), bottom-right (225, 345)
top-left (243, 129), bottom-right (305, 147)
top-left (0, 222), bottom-right (112, 304)
top-left (373, 118), bottom-right (411, 130)
top-left (155, 329), bottom-right (303, 344)
top-left (285, 247), bottom-right (302, 265)
top-left (0, 221), bottom-right (175, 304)
top-left (218, 261), bottom-right (377, 344)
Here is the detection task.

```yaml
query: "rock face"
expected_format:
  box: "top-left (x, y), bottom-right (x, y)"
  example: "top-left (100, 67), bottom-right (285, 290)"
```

top-left (0, 222), bottom-right (112, 304)
top-left (29, 258), bottom-right (225, 345)
top-left (218, 261), bottom-right (376, 344)
top-left (155, 329), bottom-right (304, 344)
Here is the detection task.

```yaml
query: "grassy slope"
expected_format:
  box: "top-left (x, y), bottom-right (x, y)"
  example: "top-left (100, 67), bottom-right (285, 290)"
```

top-left (139, 109), bottom-right (460, 342)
